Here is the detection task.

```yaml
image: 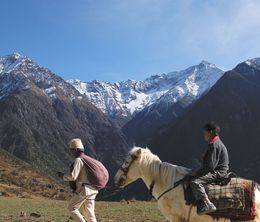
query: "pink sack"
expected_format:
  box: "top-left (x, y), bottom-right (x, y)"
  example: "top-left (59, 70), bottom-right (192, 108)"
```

top-left (80, 153), bottom-right (109, 190)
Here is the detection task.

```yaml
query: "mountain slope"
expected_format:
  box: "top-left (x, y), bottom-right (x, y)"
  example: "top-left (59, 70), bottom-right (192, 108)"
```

top-left (123, 61), bottom-right (224, 145)
top-left (150, 58), bottom-right (260, 183)
top-left (0, 148), bottom-right (69, 199)
top-left (68, 61), bottom-right (224, 122)
top-left (0, 53), bottom-right (129, 179)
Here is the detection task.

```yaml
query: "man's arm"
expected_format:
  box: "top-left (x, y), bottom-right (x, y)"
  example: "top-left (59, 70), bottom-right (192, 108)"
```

top-left (63, 158), bottom-right (84, 181)
top-left (203, 145), bottom-right (218, 173)
top-left (196, 145), bottom-right (219, 175)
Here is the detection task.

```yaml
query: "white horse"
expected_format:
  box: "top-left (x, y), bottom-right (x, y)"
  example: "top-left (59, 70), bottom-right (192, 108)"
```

top-left (114, 147), bottom-right (260, 222)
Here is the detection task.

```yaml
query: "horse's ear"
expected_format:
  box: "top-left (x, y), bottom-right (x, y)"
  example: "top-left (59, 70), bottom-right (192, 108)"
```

top-left (136, 148), bottom-right (142, 156)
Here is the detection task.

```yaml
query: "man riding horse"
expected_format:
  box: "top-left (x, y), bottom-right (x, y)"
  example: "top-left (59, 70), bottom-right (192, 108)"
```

top-left (190, 121), bottom-right (229, 215)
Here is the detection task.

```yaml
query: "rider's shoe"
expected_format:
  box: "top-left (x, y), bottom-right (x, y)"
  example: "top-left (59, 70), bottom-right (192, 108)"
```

top-left (197, 200), bottom-right (216, 215)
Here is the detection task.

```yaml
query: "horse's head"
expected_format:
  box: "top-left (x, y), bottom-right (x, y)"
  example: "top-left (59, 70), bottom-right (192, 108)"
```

top-left (114, 147), bottom-right (143, 187)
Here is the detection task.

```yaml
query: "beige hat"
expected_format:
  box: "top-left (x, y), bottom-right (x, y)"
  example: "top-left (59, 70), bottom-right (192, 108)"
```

top-left (68, 138), bottom-right (84, 151)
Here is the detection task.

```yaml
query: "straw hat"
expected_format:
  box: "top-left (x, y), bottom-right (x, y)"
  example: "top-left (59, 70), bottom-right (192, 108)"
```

top-left (68, 138), bottom-right (84, 151)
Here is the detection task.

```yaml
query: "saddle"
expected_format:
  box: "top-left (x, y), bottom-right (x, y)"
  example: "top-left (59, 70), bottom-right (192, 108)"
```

top-left (184, 174), bottom-right (257, 220)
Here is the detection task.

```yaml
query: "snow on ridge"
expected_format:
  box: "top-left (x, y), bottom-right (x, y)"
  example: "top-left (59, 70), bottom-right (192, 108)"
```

top-left (0, 53), bottom-right (227, 116)
top-left (245, 58), bottom-right (260, 68)
top-left (0, 53), bottom-right (225, 115)
top-left (68, 61), bottom-right (225, 117)
top-left (2, 52), bottom-right (260, 119)
top-left (185, 72), bottom-right (199, 97)
top-left (0, 53), bottom-right (81, 101)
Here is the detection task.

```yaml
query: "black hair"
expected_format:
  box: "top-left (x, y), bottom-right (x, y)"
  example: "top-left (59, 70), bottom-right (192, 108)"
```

top-left (204, 121), bottom-right (221, 135)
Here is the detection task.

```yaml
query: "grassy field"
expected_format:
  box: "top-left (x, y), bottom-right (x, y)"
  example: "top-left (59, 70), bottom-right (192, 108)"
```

top-left (0, 196), bottom-right (167, 222)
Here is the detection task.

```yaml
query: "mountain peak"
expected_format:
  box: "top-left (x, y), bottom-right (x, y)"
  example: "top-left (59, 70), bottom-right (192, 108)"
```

top-left (68, 61), bottom-right (224, 118)
top-left (200, 60), bottom-right (211, 64)
top-left (245, 57), bottom-right (260, 68)
top-left (12, 52), bottom-right (22, 59)
top-left (0, 53), bottom-right (84, 101)
top-left (198, 60), bottom-right (217, 69)
top-left (1, 52), bottom-right (25, 61)
top-left (233, 57), bottom-right (260, 76)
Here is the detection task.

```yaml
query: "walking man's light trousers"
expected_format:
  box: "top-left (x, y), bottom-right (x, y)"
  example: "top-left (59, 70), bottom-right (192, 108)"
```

top-left (68, 185), bottom-right (98, 222)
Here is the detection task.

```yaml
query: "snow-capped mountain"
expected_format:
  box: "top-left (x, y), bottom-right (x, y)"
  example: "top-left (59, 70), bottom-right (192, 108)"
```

top-left (149, 57), bottom-right (260, 184)
top-left (0, 52), bottom-right (82, 101)
top-left (0, 52), bottom-right (130, 180)
top-left (245, 57), bottom-right (260, 68)
top-left (68, 61), bottom-right (225, 118)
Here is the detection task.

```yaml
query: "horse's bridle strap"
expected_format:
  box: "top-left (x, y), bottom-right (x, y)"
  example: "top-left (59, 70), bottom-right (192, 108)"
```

top-left (156, 178), bottom-right (185, 200)
top-left (120, 154), bottom-right (138, 176)
top-left (149, 180), bottom-right (155, 196)
top-left (149, 163), bottom-right (161, 197)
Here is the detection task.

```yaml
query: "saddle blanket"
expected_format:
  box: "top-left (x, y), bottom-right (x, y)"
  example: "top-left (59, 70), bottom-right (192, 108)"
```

top-left (184, 178), bottom-right (257, 220)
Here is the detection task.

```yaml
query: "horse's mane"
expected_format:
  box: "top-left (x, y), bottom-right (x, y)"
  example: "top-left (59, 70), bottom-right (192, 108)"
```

top-left (132, 147), bottom-right (191, 186)
top-left (159, 162), bottom-right (191, 186)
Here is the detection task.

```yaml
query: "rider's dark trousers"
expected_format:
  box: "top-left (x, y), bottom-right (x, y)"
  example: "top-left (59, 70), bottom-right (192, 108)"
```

top-left (190, 172), bottom-right (219, 201)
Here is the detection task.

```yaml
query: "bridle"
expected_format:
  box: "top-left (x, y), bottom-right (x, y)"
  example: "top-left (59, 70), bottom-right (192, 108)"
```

top-left (119, 153), bottom-right (185, 201)
top-left (148, 163), bottom-right (186, 201)
top-left (119, 154), bottom-right (138, 178)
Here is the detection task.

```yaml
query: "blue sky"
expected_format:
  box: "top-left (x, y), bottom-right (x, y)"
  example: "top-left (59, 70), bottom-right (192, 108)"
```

top-left (0, 0), bottom-right (260, 82)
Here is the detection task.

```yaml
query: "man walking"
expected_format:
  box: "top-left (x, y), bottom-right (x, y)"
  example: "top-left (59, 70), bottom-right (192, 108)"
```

top-left (57, 138), bottom-right (99, 222)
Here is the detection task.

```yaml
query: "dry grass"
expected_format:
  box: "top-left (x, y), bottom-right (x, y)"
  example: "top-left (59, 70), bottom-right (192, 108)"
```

top-left (0, 149), bottom-right (70, 200)
top-left (0, 196), bottom-right (167, 222)
top-left (0, 149), bottom-right (167, 221)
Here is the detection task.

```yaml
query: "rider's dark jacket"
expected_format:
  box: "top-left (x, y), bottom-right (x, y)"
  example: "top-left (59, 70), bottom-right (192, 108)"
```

top-left (197, 136), bottom-right (229, 176)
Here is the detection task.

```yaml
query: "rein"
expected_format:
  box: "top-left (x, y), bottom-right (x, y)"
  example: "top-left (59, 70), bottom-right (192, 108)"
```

top-left (95, 186), bottom-right (125, 201)
top-left (98, 179), bottom-right (185, 201)
top-left (149, 165), bottom-right (186, 201)
top-left (100, 154), bottom-right (138, 200)
top-left (156, 178), bottom-right (185, 200)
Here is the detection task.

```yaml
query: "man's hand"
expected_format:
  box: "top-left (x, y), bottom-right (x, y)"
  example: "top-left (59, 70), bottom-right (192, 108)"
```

top-left (183, 170), bottom-right (197, 182)
top-left (188, 171), bottom-right (197, 176)
top-left (57, 171), bottom-right (64, 179)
